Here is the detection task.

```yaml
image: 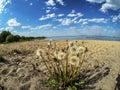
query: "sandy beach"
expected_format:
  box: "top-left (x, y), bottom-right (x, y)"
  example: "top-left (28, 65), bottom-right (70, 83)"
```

top-left (0, 40), bottom-right (120, 90)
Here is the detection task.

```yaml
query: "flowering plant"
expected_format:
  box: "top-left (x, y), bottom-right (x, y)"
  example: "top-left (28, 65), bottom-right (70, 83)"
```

top-left (36, 41), bottom-right (87, 90)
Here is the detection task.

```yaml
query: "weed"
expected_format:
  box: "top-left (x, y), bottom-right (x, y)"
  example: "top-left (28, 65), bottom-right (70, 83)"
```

top-left (36, 41), bottom-right (88, 90)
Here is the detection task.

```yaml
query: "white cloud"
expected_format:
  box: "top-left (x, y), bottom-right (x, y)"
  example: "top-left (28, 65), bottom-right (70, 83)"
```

top-left (71, 10), bottom-right (75, 13)
top-left (79, 18), bottom-right (107, 25)
top-left (30, 24), bottom-right (52, 30)
top-left (45, 0), bottom-right (56, 6)
top-left (46, 9), bottom-right (50, 13)
top-left (58, 14), bottom-right (64, 17)
top-left (5, 26), bottom-right (14, 31)
top-left (86, 0), bottom-right (120, 13)
top-left (100, 0), bottom-right (120, 12)
top-left (68, 13), bottom-right (83, 17)
top-left (45, 0), bottom-right (65, 6)
top-left (79, 25), bottom-right (119, 36)
top-left (89, 18), bottom-right (107, 23)
top-left (7, 18), bottom-right (21, 27)
top-left (56, 0), bottom-right (64, 5)
top-left (0, 0), bottom-right (11, 14)
top-left (67, 10), bottom-right (83, 18)
top-left (57, 17), bottom-right (78, 25)
top-left (111, 13), bottom-right (120, 22)
top-left (39, 13), bottom-right (55, 21)
top-left (59, 18), bottom-right (72, 25)
top-left (45, 7), bottom-right (57, 13)
top-left (21, 25), bottom-right (31, 29)
top-left (86, 0), bottom-right (105, 3)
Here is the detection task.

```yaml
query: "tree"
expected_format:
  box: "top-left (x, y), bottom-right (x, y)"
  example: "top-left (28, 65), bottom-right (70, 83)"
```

top-left (6, 35), bottom-right (14, 43)
top-left (14, 35), bottom-right (21, 42)
top-left (0, 31), bottom-right (11, 43)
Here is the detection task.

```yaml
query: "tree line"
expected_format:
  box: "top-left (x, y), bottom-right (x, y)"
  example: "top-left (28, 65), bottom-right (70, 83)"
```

top-left (0, 31), bottom-right (45, 43)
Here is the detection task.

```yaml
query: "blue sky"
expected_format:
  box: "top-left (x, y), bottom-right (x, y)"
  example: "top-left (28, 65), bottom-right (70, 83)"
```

top-left (0, 0), bottom-right (120, 37)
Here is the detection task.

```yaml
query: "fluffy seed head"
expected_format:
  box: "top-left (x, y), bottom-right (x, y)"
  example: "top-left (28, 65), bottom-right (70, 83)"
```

top-left (57, 52), bottom-right (66, 60)
top-left (69, 56), bottom-right (79, 66)
top-left (36, 48), bottom-right (45, 56)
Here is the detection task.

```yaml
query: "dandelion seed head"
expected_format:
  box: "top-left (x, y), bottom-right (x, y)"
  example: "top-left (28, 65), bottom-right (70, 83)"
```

top-left (57, 52), bottom-right (66, 60)
top-left (69, 56), bottom-right (79, 66)
top-left (69, 45), bottom-right (78, 54)
top-left (78, 46), bottom-right (87, 53)
top-left (36, 48), bottom-right (44, 56)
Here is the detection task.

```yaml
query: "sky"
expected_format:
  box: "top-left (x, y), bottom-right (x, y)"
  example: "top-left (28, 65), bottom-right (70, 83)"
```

top-left (0, 0), bottom-right (120, 37)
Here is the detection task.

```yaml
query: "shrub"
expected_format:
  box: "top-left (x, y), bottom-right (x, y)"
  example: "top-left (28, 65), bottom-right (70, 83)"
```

top-left (36, 41), bottom-right (88, 90)
top-left (6, 35), bottom-right (15, 43)
top-left (0, 31), bottom-right (11, 43)
top-left (14, 35), bottom-right (21, 42)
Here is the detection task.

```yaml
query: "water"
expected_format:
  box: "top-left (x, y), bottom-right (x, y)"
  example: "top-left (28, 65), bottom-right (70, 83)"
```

top-left (45, 35), bottom-right (120, 41)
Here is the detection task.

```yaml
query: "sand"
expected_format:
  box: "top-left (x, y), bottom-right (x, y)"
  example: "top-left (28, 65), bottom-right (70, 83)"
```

top-left (0, 40), bottom-right (120, 90)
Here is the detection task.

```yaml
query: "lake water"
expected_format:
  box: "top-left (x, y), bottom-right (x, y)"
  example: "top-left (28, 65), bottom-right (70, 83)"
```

top-left (46, 35), bottom-right (120, 41)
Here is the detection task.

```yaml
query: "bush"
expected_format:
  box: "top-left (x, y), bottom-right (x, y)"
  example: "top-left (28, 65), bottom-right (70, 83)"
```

top-left (14, 35), bottom-right (21, 42)
top-left (6, 35), bottom-right (15, 43)
top-left (0, 31), bottom-right (11, 43)
top-left (36, 41), bottom-right (88, 90)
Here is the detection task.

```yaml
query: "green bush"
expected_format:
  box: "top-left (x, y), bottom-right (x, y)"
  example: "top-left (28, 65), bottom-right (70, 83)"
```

top-left (14, 35), bottom-right (21, 42)
top-left (6, 35), bottom-right (15, 43)
top-left (0, 31), bottom-right (11, 43)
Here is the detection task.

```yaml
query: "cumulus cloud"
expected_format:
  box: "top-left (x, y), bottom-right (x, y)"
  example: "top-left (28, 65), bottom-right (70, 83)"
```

top-left (45, 0), bottom-right (56, 6)
top-left (39, 13), bottom-right (55, 20)
top-left (56, 0), bottom-right (64, 5)
top-left (55, 10), bottom-right (83, 25)
top-left (46, 9), bottom-right (50, 13)
top-left (0, 0), bottom-right (11, 14)
top-left (7, 18), bottom-right (21, 27)
top-left (58, 14), bottom-right (64, 17)
top-left (111, 13), bottom-right (120, 22)
top-left (100, 0), bottom-right (120, 12)
top-left (86, 0), bottom-right (120, 13)
top-left (56, 17), bottom-right (78, 25)
top-left (45, 0), bottom-right (65, 6)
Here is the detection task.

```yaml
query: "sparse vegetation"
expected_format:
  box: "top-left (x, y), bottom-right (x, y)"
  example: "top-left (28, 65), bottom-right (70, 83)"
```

top-left (11, 49), bottom-right (21, 54)
top-left (0, 54), bottom-right (5, 62)
top-left (36, 41), bottom-right (88, 90)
